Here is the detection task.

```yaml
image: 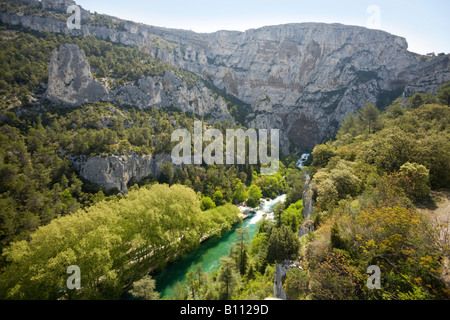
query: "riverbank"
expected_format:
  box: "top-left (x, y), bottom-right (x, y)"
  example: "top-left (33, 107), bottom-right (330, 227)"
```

top-left (153, 195), bottom-right (287, 299)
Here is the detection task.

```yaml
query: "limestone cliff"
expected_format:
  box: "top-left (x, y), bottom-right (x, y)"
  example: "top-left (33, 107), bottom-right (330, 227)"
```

top-left (44, 44), bottom-right (108, 106)
top-left (114, 72), bottom-right (233, 123)
top-left (2, 2), bottom-right (450, 150)
top-left (69, 153), bottom-right (173, 193)
top-left (43, 43), bottom-right (233, 121)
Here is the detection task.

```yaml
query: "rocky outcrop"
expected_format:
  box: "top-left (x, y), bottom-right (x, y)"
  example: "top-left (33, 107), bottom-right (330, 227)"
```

top-left (274, 260), bottom-right (303, 300)
top-left (42, 42), bottom-right (233, 121)
top-left (298, 220), bottom-right (314, 238)
top-left (69, 153), bottom-right (173, 193)
top-left (44, 44), bottom-right (108, 106)
top-left (114, 72), bottom-right (233, 123)
top-left (41, 0), bottom-right (76, 10)
top-left (302, 178), bottom-right (316, 220)
top-left (2, 4), bottom-right (450, 149)
top-left (274, 263), bottom-right (288, 300)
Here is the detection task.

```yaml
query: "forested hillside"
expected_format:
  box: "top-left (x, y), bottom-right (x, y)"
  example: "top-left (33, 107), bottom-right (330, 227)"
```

top-left (0, 1), bottom-right (449, 301)
top-left (282, 90), bottom-right (450, 300)
top-left (150, 88), bottom-right (449, 301)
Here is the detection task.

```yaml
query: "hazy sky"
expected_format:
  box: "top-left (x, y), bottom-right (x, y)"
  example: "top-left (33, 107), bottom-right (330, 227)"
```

top-left (75, 0), bottom-right (449, 55)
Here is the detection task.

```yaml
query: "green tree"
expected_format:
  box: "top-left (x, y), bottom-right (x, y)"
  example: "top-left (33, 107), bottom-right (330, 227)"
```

top-left (200, 196), bottom-right (216, 211)
top-left (232, 228), bottom-right (250, 275)
top-left (398, 162), bottom-right (431, 201)
top-left (130, 276), bottom-right (160, 300)
top-left (312, 143), bottom-right (336, 168)
top-left (246, 185), bottom-right (262, 208)
top-left (282, 200), bottom-right (303, 233)
top-left (284, 268), bottom-right (309, 300)
top-left (172, 281), bottom-right (188, 300)
top-left (330, 221), bottom-right (346, 250)
top-left (410, 93), bottom-right (424, 109)
top-left (316, 178), bottom-right (338, 211)
top-left (273, 201), bottom-right (285, 228)
top-left (358, 103), bottom-right (380, 134)
top-left (217, 257), bottom-right (240, 299)
top-left (437, 82), bottom-right (450, 107)
top-left (213, 190), bottom-right (224, 206)
top-left (232, 179), bottom-right (248, 204)
top-left (160, 162), bottom-right (174, 185)
top-left (185, 270), bottom-right (198, 299)
top-left (267, 226), bottom-right (300, 263)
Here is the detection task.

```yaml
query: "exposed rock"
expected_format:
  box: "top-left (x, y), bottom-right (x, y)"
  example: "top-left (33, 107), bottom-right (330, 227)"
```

top-left (298, 220), bottom-right (314, 238)
top-left (69, 153), bottom-right (174, 193)
top-left (274, 263), bottom-right (288, 300)
top-left (113, 71), bottom-right (233, 123)
top-left (302, 178), bottom-right (315, 219)
top-left (41, 0), bottom-right (76, 11)
top-left (2, 7), bottom-right (450, 150)
top-left (274, 260), bottom-right (303, 300)
top-left (44, 44), bottom-right (108, 106)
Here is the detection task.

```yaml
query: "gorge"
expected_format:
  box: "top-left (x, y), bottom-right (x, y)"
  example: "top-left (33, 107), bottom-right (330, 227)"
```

top-left (0, 0), bottom-right (449, 302)
top-left (1, 0), bottom-right (449, 154)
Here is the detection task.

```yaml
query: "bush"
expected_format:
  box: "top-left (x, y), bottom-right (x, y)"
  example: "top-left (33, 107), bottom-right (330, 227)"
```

top-left (246, 185), bottom-right (262, 208)
top-left (398, 162), bottom-right (431, 201)
top-left (201, 196), bottom-right (216, 211)
top-left (266, 226), bottom-right (300, 263)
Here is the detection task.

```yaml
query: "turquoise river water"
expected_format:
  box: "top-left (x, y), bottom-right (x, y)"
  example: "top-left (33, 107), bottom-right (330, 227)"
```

top-left (154, 194), bottom-right (286, 299)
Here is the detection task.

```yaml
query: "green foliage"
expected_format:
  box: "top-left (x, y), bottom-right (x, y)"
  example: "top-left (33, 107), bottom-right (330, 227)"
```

top-left (160, 162), bottom-right (175, 185)
top-left (282, 200), bottom-right (304, 233)
top-left (437, 81), bottom-right (450, 107)
top-left (246, 185), bottom-right (262, 208)
top-left (311, 143), bottom-right (336, 168)
top-left (266, 225), bottom-right (300, 263)
top-left (212, 190), bottom-right (224, 206)
top-left (357, 103), bottom-right (380, 134)
top-left (0, 184), bottom-right (240, 299)
top-left (217, 256), bottom-right (241, 299)
top-left (313, 159), bottom-right (360, 211)
top-left (284, 268), bottom-right (309, 300)
top-left (230, 228), bottom-right (250, 275)
top-left (130, 275), bottom-right (160, 300)
top-left (410, 93), bottom-right (424, 109)
top-left (200, 196), bottom-right (216, 211)
top-left (232, 179), bottom-right (248, 204)
top-left (285, 168), bottom-right (305, 207)
top-left (398, 162), bottom-right (431, 201)
top-left (305, 90), bottom-right (450, 300)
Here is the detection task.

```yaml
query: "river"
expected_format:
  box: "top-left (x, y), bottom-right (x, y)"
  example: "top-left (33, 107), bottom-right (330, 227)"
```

top-left (154, 194), bottom-right (287, 299)
top-left (296, 153), bottom-right (310, 170)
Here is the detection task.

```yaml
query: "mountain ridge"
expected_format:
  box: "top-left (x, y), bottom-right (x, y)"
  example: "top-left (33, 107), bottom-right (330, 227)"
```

top-left (1, 0), bottom-right (449, 152)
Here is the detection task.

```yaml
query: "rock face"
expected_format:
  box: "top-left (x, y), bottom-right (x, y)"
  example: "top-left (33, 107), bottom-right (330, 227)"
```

top-left (2, 4), bottom-right (450, 150)
top-left (41, 0), bottom-right (76, 10)
top-left (44, 44), bottom-right (108, 106)
top-left (114, 72), bottom-right (233, 123)
top-left (43, 43), bottom-right (233, 121)
top-left (302, 178), bottom-right (316, 220)
top-left (274, 263), bottom-right (288, 300)
top-left (274, 261), bottom-right (303, 299)
top-left (69, 153), bottom-right (173, 193)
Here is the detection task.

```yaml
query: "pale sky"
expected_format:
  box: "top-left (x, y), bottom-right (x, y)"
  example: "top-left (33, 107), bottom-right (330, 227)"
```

top-left (75, 0), bottom-right (449, 55)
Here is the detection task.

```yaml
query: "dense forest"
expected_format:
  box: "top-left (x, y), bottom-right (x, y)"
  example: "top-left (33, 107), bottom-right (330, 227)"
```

top-left (282, 89), bottom-right (450, 300)
top-left (0, 23), bottom-right (306, 299)
top-left (134, 87), bottom-right (450, 301)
